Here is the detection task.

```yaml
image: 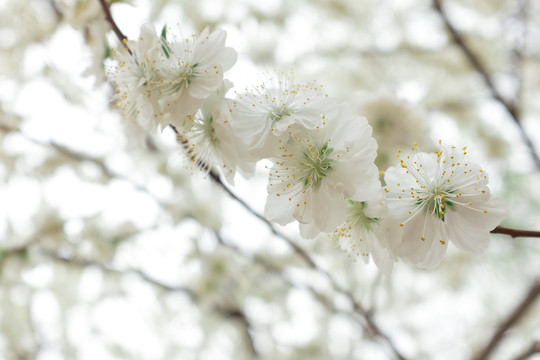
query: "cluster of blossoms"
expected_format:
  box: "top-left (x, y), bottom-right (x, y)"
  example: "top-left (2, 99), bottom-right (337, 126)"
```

top-left (108, 24), bottom-right (506, 274)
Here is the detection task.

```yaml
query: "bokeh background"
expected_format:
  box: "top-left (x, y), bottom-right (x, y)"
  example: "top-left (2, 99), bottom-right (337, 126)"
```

top-left (0, 0), bottom-right (539, 359)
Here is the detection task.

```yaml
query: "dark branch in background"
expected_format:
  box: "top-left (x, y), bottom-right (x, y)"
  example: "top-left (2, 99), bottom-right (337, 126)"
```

top-left (39, 246), bottom-right (260, 359)
top-left (48, 0), bottom-right (64, 21)
top-left (215, 232), bottom-right (379, 349)
top-left (97, 0), bottom-right (132, 54)
top-left (0, 122), bottom-right (168, 210)
top-left (511, 341), bottom-right (540, 360)
top-left (471, 279), bottom-right (540, 360)
top-left (432, 0), bottom-right (540, 169)
top-left (511, 0), bottom-right (529, 113)
top-left (491, 226), bottom-right (540, 239)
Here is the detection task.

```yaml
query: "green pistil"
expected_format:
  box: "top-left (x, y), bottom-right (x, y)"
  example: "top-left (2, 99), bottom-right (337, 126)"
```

top-left (302, 143), bottom-right (335, 188)
top-left (347, 200), bottom-right (379, 230)
top-left (270, 107), bottom-right (292, 123)
top-left (416, 187), bottom-right (454, 221)
top-left (173, 63), bottom-right (199, 90)
top-left (203, 116), bottom-right (216, 142)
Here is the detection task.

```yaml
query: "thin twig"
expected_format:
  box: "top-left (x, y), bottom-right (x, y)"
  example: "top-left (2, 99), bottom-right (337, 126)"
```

top-left (510, 0), bottom-right (529, 114)
top-left (432, 0), bottom-right (540, 169)
top-left (41, 246), bottom-right (260, 357)
top-left (491, 226), bottom-right (540, 239)
top-left (511, 341), bottom-right (540, 360)
top-left (215, 231), bottom-right (404, 358)
top-left (472, 279), bottom-right (540, 360)
top-left (0, 122), bottom-right (167, 210)
top-left (96, 0), bottom-right (132, 54)
top-left (215, 305), bottom-right (260, 358)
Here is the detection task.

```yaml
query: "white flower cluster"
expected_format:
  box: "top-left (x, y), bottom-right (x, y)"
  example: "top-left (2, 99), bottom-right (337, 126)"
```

top-left (108, 24), bottom-right (506, 273)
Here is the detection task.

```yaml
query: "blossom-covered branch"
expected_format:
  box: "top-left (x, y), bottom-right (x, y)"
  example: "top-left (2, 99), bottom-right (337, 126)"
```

top-left (511, 341), bottom-right (540, 360)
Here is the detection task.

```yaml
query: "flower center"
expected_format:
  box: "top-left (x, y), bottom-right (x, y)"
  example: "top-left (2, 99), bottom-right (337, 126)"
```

top-left (416, 184), bottom-right (454, 220)
top-left (301, 143), bottom-right (335, 188)
top-left (201, 115), bottom-right (216, 142)
top-left (270, 107), bottom-right (293, 123)
top-left (173, 63), bottom-right (199, 91)
top-left (347, 200), bottom-right (379, 230)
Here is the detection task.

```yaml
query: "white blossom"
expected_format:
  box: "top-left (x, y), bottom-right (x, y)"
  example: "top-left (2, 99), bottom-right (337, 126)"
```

top-left (181, 80), bottom-right (255, 185)
top-left (110, 23), bottom-right (162, 131)
top-left (153, 26), bottom-right (237, 130)
top-left (109, 24), bottom-right (237, 132)
top-left (264, 105), bottom-right (380, 238)
top-left (231, 74), bottom-right (337, 159)
top-left (334, 194), bottom-right (397, 275)
top-left (384, 143), bottom-right (506, 269)
top-left (359, 94), bottom-right (432, 170)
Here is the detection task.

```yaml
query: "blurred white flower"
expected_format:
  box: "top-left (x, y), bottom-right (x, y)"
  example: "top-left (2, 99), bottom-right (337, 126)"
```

top-left (109, 24), bottom-right (237, 132)
top-left (359, 94), bottom-right (432, 170)
top-left (231, 74), bottom-right (337, 159)
top-left (334, 195), bottom-right (396, 275)
top-left (264, 105), bottom-right (380, 238)
top-left (384, 143), bottom-right (506, 269)
top-left (57, 0), bottom-right (103, 29)
top-left (182, 80), bottom-right (255, 185)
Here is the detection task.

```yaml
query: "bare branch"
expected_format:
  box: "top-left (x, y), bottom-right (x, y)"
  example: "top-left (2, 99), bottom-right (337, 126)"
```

top-left (432, 0), bottom-right (540, 169)
top-left (96, 0), bottom-right (130, 46)
top-left (510, 0), bottom-right (529, 110)
top-left (472, 279), bottom-right (540, 360)
top-left (0, 122), bottom-right (168, 210)
top-left (41, 247), bottom-right (260, 358)
top-left (511, 341), bottom-right (540, 360)
top-left (491, 226), bottom-right (540, 239)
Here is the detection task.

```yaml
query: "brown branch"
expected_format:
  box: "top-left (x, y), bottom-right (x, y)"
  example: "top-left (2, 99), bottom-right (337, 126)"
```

top-left (510, 0), bottom-right (529, 112)
top-left (215, 232), bottom-right (404, 358)
top-left (215, 306), bottom-right (260, 358)
top-left (472, 279), bottom-right (540, 360)
top-left (432, 0), bottom-right (540, 169)
top-left (512, 341), bottom-right (540, 360)
top-left (491, 226), bottom-right (540, 239)
top-left (96, 0), bottom-right (132, 54)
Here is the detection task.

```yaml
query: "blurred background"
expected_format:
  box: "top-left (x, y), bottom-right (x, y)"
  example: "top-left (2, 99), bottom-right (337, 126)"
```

top-left (0, 0), bottom-right (539, 359)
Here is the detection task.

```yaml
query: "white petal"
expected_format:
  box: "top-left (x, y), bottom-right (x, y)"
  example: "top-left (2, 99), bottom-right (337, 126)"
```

top-left (417, 220), bottom-right (448, 269)
top-left (369, 231), bottom-right (394, 275)
top-left (396, 213), bottom-right (436, 265)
